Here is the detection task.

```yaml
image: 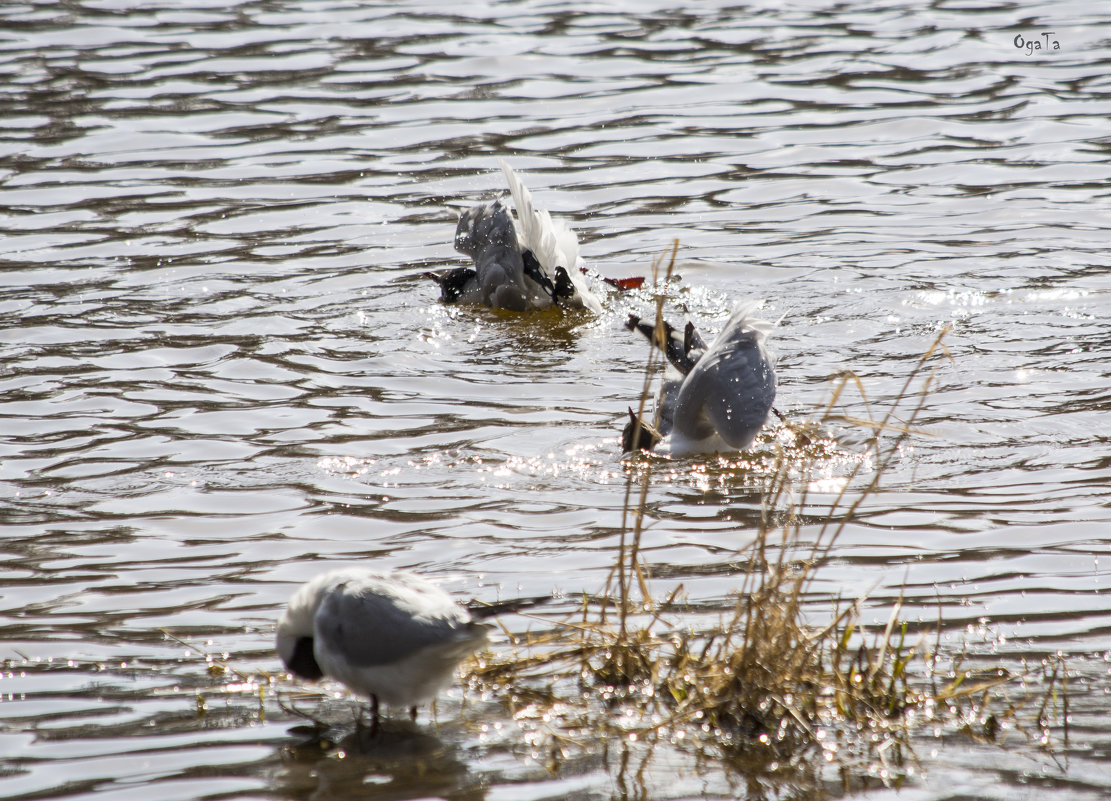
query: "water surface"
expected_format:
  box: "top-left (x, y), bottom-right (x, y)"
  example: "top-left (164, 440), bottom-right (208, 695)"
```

top-left (2, 1), bottom-right (1110, 799)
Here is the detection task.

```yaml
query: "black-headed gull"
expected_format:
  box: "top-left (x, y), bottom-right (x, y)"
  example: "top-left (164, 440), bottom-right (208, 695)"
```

top-left (623, 302), bottom-right (777, 456)
top-left (427, 161), bottom-right (603, 313)
top-left (276, 567), bottom-right (549, 723)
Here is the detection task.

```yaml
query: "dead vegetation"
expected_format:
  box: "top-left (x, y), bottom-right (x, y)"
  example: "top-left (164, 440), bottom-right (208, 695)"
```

top-left (163, 242), bottom-right (1067, 793)
top-left (467, 242), bottom-right (1066, 788)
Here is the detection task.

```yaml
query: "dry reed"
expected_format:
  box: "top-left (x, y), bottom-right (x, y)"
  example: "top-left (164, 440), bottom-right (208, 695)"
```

top-left (468, 243), bottom-right (1066, 785)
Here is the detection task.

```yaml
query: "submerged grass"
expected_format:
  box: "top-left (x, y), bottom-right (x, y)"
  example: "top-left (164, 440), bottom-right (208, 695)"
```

top-left (468, 243), bottom-right (1066, 788)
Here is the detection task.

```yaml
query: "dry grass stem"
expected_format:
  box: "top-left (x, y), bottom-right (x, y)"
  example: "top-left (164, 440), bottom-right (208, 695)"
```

top-left (469, 247), bottom-right (1065, 786)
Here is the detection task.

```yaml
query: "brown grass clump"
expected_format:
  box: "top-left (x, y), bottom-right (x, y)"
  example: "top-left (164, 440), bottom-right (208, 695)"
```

top-left (468, 243), bottom-right (1066, 786)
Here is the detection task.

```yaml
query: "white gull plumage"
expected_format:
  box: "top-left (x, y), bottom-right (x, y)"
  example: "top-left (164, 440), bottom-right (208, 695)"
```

top-left (624, 302), bottom-right (777, 456)
top-left (276, 567), bottom-right (547, 720)
top-left (427, 161), bottom-right (603, 313)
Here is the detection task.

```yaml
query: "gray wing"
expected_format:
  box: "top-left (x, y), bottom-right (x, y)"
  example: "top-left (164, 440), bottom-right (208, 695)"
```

top-left (455, 199), bottom-right (517, 257)
top-left (314, 582), bottom-right (475, 669)
top-left (454, 200), bottom-right (533, 310)
top-left (476, 245), bottom-right (532, 310)
top-left (656, 378), bottom-right (682, 437)
top-left (675, 330), bottom-right (775, 449)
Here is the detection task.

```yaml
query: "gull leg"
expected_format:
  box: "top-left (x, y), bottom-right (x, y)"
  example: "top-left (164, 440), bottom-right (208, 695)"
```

top-left (356, 694), bottom-right (381, 737)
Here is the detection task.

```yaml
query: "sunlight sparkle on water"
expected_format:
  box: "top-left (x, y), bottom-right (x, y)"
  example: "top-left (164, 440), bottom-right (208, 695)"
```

top-left (317, 455), bottom-right (378, 476)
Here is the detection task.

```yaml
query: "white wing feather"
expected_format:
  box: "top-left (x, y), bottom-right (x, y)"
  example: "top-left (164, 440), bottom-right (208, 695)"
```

top-left (499, 160), bottom-right (602, 313)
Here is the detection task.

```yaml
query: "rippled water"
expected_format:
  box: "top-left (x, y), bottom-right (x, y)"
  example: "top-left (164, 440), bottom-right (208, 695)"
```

top-left (2, 0), bottom-right (1110, 798)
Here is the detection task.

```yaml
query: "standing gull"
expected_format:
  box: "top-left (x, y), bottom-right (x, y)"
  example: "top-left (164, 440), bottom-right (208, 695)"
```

top-left (427, 161), bottom-right (603, 313)
top-left (276, 567), bottom-right (548, 724)
top-left (623, 302), bottom-right (777, 456)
